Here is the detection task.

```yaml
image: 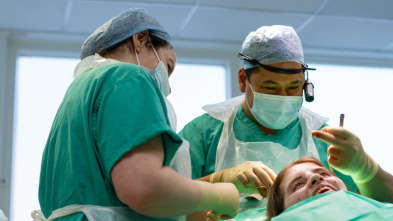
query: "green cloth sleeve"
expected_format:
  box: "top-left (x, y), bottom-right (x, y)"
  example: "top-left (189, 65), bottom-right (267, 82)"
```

top-left (94, 66), bottom-right (182, 179)
top-left (179, 114), bottom-right (224, 179)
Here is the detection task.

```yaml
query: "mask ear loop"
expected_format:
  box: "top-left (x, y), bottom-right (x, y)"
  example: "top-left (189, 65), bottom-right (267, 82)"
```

top-left (149, 37), bottom-right (161, 63)
top-left (133, 42), bottom-right (140, 66)
top-left (133, 37), bottom-right (161, 66)
top-left (244, 74), bottom-right (256, 112)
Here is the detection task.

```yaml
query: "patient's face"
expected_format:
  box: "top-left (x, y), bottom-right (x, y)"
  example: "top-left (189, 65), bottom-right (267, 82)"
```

top-left (280, 162), bottom-right (347, 210)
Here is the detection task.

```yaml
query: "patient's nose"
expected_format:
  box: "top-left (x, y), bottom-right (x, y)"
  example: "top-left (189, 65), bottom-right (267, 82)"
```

top-left (310, 174), bottom-right (323, 186)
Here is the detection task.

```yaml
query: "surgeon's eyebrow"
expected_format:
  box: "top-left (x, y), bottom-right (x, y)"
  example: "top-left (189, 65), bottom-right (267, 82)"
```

top-left (261, 80), bottom-right (278, 84)
top-left (261, 80), bottom-right (302, 85)
top-left (289, 80), bottom-right (302, 84)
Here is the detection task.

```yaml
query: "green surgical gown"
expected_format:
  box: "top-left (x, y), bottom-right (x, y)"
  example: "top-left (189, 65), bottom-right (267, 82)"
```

top-left (179, 107), bottom-right (357, 192)
top-left (39, 63), bottom-right (182, 220)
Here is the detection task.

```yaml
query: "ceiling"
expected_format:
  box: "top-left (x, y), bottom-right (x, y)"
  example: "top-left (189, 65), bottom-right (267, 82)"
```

top-left (2, 0), bottom-right (393, 66)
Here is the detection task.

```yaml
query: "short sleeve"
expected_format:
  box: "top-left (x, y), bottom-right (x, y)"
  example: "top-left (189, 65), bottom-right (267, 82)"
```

top-left (93, 65), bottom-right (182, 178)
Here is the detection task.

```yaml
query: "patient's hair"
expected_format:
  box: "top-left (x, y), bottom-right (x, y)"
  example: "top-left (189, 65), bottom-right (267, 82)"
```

top-left (266, 156), bottom-right (326, 220)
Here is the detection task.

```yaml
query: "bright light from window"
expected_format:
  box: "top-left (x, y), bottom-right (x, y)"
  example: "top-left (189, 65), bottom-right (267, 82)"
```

top-left (167, 63), bottom-right (227, 132)
top-left (303, 64), bottom-right (393, 174)
top-left (12, 57), bottom-right (77, 221)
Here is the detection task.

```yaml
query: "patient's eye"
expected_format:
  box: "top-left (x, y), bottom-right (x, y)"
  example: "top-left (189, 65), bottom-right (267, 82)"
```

top-left (294, 183), bottom-right (304, 190)
top-left (321, 172), bottom-right (329, 176)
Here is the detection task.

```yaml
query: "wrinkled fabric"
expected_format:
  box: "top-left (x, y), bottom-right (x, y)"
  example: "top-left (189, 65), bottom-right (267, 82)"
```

top-left (80, 8), bottom-right (172, 59)
top-left (73, 53), bottom-right (119, 78)
top-left (203, 95), bottom-right (325, 217)
top-left (246, 85), bottom-right (303, 129)
top-left (272, 190), bottom-right (393, 221)
top-left (241, 25), bottom-right (304, 69)
top-left (179, 99), bottom-right (358, 194)
top-left (39, 61), bottom-right (184, 220)
top-left (32, 205), bottom-right (185, 221)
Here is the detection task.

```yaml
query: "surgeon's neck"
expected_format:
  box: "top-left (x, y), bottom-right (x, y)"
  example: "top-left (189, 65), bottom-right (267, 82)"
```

top-left (241, 102), bottom-right (276, 135)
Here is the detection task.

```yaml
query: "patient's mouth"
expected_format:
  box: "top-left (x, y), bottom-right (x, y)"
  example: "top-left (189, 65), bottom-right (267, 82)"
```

top-left (315, 186), bottom-right (335, 195)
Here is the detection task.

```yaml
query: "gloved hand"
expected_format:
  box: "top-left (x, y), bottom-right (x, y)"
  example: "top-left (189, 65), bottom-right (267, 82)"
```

top-left (206, 210), bottom-right (223, 221)
top-left (209, 161), bottom-right (276, 197)
top-left (195, 181), bottom-right (239, 219)
top-left (312, 126), bottom-right (378, 184)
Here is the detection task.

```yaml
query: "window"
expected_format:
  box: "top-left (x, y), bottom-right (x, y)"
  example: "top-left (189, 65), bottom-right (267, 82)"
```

top-left (11, 57), bottom-right (226, 220)
top-left (167, 63), bottom-right (227, 131)
top-left (12, 57), bottom-right (77, 220)
top-left (303, 64), bottom-right (393, 174)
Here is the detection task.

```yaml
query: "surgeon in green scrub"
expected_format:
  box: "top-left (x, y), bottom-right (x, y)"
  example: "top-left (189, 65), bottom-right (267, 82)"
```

top-left (36, 8), bottom-right (239, 221)
top-left (180, 25), bottom-right (357, 220)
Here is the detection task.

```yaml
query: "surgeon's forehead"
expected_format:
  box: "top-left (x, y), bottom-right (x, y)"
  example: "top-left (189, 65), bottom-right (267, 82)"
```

top-left (252, 70), bottom-right (305, 83)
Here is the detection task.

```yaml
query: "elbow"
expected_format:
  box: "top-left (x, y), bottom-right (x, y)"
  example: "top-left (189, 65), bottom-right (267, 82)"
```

top-left (116, 182), bottom-right (162, 217)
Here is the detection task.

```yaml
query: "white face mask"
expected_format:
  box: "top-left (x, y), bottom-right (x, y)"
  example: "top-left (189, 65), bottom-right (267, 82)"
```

top-left (246, 84), bottom-right (303, 129)
top-left (134, 40), bottom-right (170, 97)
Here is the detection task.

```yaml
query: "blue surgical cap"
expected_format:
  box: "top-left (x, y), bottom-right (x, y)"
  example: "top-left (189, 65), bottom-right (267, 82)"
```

top-left (240, 25), bottom-right (304, 69)
top-left (80, 8), bottom-right (172, 59)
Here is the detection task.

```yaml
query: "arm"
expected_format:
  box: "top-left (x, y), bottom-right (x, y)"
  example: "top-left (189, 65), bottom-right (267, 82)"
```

top-left (180, 114), bottom-right (276, 197)
top-left (111, 135), bottom-right (239, 218)
top-left (312, 127), bottom-right (393, 203)
top-left (179, 114), bottom-right (276, 195)
top-left (356, 165), bottom-right (393, 202)
top-left (186, 164), bottom-right (275, 221)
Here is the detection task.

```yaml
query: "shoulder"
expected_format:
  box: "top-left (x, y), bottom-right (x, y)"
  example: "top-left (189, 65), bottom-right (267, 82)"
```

top-left (179, 113), bottom-right (224, 138)
top-left (78, 62), bottom-right (157, 97)
top-left (95, 62), bottom-right (151, 82)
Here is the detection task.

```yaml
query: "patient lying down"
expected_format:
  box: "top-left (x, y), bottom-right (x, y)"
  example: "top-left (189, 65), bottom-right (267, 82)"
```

top-left (265, 156), bottom-right (393, 221)
top-left (207, 156), bottom-right (393, 221)
top-left (266, 156), bottom-right (347, 219)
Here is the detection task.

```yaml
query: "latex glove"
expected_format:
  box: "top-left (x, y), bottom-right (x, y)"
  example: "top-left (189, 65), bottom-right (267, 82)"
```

top-left (312, 126), bottom-right (378, 184)
top-left (206, 210), bottom-right (224, 221)
top-left (195, 181), bottom-right (239, 219)
top-left (209, 161), bottom-right (276, 197)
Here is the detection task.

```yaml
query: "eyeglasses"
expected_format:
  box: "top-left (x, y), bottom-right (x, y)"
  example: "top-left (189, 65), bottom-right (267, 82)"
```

top-left (238, 53), bottom-right (316, 74)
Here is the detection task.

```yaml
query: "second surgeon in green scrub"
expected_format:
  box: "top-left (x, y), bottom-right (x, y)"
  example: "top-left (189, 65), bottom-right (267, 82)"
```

top-left (179, 25), bottom-right (357, 220)
top-left (37, 8), bottom-right (239, 221)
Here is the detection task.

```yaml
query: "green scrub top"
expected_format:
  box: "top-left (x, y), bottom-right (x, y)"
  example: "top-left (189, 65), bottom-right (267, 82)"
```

top-left (39, 63), bottom-right (183, 220)
top-left (272, 190), bottom-right (393, 220)
top-left (179, 107), bottom-right (358, 192)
